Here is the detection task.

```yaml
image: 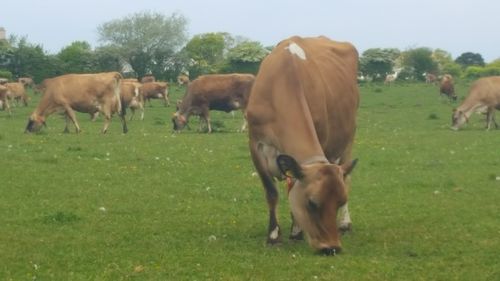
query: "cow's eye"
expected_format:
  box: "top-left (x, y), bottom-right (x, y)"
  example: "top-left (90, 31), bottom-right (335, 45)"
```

top-left (307, 199), bottom-right (319, 211)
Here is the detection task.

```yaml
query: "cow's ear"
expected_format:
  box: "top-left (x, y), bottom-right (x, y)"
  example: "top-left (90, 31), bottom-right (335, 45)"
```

top-left (277, 154), bottom-right (304, 179)
top-left (341, 158), bottom-right (358, 177)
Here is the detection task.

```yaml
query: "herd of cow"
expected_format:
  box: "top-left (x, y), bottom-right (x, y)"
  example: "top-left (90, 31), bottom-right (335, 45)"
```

top-left (1, 36), bottom-right (500, 255)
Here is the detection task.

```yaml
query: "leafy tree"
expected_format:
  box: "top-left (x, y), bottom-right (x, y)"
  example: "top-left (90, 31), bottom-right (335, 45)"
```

top-left (359, 48), bottom-right (400, 81)
top-left (94, 45), bottom-right (123, 73)
top-left (400, 47), bottom-right (437, 81)
top-left (455, 52), bottom-right (485, 68)
top-left (222, 41), bottom-right (268, 74)
top-left (58, 41), bottom-right (96, 73)
top-left (7, 36), bottom-right (62, 82)
top-left (184, 33), bottom-right (227, 77)
top-left (98, 11), bottom-right (188, 80)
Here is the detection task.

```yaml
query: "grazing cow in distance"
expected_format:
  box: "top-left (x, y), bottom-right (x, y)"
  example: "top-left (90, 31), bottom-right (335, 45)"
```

top-left (141, 74), bottom-right (155, 83)
top-left (384, 69), bottom-right (400, 86)
top-left (424, 73), bottom-right (437, 84)
top-left (18, 77), bottom-right (34, 88)
top-left (5, 82), bottom-right (29, 106)
top-left (247, 36), bottom-right (359, 255)
top-left (141, 82), bottom-right (169, 107)
top-left (25, 72), bottom-right (127, 134)
top-left (172, 73), bottom-right (255, 133)
top-left (451, 76), bottom-right (500, 130)
top-left (177, 74), bottom-right (190, 85)
top-left (440, 74), bottom-right (457, 101)
top-left (0, 85), bottom-right (11, 115)
top-left (121, 81), bottom-right (144, 120)
top-left (0, 78), bottom-right (8, 84)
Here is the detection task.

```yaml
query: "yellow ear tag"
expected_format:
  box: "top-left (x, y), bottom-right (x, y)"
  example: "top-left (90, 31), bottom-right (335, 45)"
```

top-left (285, 171), bottom-right (293, 178)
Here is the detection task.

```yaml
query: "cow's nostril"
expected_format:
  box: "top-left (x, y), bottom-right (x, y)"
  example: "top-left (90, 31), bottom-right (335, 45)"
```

top-left (320, 246), bottom-right (341, 256)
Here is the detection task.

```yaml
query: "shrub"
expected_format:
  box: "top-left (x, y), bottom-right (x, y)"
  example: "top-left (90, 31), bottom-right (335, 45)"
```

top-left (0, 69), bottom-right (12, 80)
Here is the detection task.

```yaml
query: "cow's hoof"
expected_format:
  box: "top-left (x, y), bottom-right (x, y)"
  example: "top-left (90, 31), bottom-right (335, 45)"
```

top-left (289, 232), bottom-right (304, 241)
top-left (339, 222), bottom-right (352, 234)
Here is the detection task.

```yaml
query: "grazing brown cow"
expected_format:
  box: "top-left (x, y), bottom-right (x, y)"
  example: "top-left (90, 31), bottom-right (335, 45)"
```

top-left (246, 36), bottom-right (359, 255)
top-left (177, 74), bottom-right (190, 85)
top-left (451, 76), bottom-right (500, 130)
top-left (121, 81), bottom-right (144, 120)
top-left (141, 82), bottom-right (169, 107)
top-left (172, 73), bottom-right (255, 133)
top-left (140, 74), bottom-right (155, 83)
top-left (5, 82), bottom-right (29, 106)
top-left (440, 74), bottom-right (457, 101)
top-left (25, 72), bottom-right (127, 134)
top-left (0, 85), bottom-right (11, 115)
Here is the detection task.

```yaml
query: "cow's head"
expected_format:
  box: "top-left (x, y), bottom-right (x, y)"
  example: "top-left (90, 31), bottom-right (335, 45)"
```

top-left (451, 108), bottom-right (467, 130)
top-left (277, 154), bottom-right (357, 255)
top-left (25, 114), bottom-right (46, 133)
top-left (172, 112), bottom-right (187, 131)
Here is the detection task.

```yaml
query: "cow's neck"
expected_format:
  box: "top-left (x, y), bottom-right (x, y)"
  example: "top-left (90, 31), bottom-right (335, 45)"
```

top-left (34, 95), bottom-right (58, 118)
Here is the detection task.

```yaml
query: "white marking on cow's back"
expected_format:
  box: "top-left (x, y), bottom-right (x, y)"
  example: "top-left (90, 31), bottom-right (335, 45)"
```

top-left (286, 42), bottom-right (307, 60)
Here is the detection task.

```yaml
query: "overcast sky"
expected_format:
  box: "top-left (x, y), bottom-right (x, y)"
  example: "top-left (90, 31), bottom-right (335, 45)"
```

top-left (1, 0), bottom-right (499, 62)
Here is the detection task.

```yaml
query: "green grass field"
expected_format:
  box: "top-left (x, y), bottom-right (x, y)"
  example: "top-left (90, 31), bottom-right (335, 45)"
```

top-left (0, 82), bottom-right (499, 281)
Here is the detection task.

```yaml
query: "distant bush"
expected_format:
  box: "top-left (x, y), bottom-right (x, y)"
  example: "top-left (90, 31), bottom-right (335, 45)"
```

top-left (464, 65), bottom-right (500, 80)
top-left (0, 69), bottom-right (12, 80)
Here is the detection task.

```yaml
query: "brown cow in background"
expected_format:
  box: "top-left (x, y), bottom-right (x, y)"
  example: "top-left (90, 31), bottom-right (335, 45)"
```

top-left (177, 74), bottom-right (190, 85)
top-left (25, 72), bottom-right (127, 134)
top-left (172, 73), bottom-right (254, 133)
top-left (121, 81), bottom-right (144, 120)
top-left (18, 77), bottom-right (34, 88)
top-left (440, 74), bottom-right (457, 101)
top-left (5, 82), bottom-right (29, 106)
top-left (141, 82), bottom-right (169, 107)
top-left (0, 85), bottom-right (11, 115)
top-left (140, 74), bottom-right (155, 83)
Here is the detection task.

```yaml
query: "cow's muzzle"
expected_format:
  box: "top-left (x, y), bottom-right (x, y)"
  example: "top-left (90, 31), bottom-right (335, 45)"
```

top-left (320, 246), bottom-right (342, 256)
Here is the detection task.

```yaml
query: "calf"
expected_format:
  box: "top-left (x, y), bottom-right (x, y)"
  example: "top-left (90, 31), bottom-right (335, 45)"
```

top-left (25, 72), bottom-right (127, 134)
top-left (451, 76), bottom-right (500, 130)
top-left (172, 73), bottom-right (254, 133)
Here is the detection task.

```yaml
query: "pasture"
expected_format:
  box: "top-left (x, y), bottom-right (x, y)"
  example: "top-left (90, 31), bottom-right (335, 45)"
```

top-left (0, 82), bottom-right (499, 280)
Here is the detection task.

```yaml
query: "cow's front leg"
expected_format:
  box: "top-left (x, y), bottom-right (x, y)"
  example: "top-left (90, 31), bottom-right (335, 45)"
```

top-left (289, 213), bottom-right (304, 241)
top-left (249, 142), bottom-right (281, 244)
top-left (64, 106), bottom-right (80, 133)
top-left (337, 203), bottom-right (352, 234)
top-left (264, 180), bottom-right (281, 244)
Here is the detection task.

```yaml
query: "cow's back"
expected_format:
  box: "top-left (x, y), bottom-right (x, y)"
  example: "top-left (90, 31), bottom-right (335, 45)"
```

top-left (44, 72), bottom-right (120, 101)
top-left (248, 36), bottom-right (359, 160)
top-left (184, 74), bottom-right (254, 112)
top-left (468, 76), bottom-right (500, 104)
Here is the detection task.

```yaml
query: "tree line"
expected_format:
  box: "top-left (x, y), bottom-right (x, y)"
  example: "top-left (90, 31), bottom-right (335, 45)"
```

top-left (0, 11), bottom-right (498, 83)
